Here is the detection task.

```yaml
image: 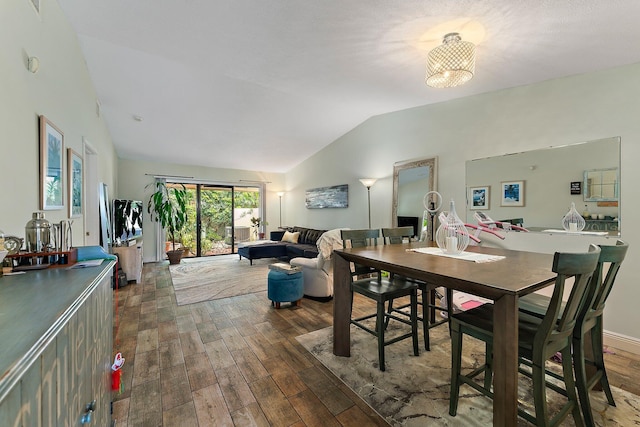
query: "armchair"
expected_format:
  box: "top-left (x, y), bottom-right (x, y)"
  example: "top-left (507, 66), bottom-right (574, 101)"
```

top-left (290, 228), bottom-right (345, 298)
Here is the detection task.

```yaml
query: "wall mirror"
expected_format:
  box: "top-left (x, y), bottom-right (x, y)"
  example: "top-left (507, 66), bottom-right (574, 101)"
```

top-left (465, 137), bottom-right (621, 234)
top-left (392, 157), bottom-right (437, 238)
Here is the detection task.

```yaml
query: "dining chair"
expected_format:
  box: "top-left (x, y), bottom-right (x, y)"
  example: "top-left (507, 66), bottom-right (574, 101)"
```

top-left (519, 240), bottom-right (628, 427)
top-left (449, 245), bottom-right (601, 426)
top-left (341, 229), bottom-right (419, 371)
top-left (381, 227), bottom-right (454, 351)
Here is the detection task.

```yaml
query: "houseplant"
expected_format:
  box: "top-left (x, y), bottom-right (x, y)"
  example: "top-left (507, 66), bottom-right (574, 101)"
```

top-left (147, 182), bottom-right (188, 264)
top-left (250, 216), bottom-right (268, 239)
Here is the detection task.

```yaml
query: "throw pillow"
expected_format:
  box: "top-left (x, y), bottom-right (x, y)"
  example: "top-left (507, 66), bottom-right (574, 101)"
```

top-left (281, 231), bottom-right (300, 243)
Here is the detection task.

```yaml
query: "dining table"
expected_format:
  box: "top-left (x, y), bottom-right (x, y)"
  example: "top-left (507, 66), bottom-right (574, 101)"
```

top-left (332, 241), bottom-right (557, 427)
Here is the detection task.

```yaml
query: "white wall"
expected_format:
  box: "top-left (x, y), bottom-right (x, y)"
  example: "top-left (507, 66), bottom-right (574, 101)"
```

top-left (0, 0), bottom-right (117, 244)
top-left (285, 64), bottom-right (640, 341)
top-left (117, 158), bottom-right (285, 261)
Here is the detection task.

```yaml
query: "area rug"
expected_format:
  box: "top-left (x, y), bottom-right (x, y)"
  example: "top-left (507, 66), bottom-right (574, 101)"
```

top-left (296, 322), bottom-right (640, 426)
top-left (169, 255), bottom-right (274, 305)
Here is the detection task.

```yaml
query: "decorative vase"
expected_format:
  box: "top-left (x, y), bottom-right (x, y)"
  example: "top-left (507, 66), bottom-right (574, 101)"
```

top-left (435, 200), bottom-right (469, 254)
top-left (562, 202), bottom-right (586, 232)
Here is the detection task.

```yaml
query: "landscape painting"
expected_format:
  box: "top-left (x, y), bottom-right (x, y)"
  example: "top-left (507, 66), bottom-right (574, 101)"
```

top-left (305, 184), bottom-right (348, 209)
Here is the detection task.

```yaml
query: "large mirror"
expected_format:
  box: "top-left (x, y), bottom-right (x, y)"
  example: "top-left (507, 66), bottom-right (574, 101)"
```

top-left (465, 137), bottom-right (621, 234)
top-left (392, 157), bottom-right (437, 238)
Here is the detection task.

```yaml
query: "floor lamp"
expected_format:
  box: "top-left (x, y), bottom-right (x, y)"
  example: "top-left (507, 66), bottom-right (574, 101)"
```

top-left (277, 192), bottom-right (284, 228)
top-left (359, 179), bottom-right (377, 228)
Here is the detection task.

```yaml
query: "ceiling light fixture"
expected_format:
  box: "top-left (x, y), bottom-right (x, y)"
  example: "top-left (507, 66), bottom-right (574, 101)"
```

top-left (425, 32), bottom-right (475, 88)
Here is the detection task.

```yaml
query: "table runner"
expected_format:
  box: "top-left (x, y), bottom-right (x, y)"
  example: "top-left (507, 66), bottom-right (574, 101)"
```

top-left (408, 246), bottom-right (505, 263)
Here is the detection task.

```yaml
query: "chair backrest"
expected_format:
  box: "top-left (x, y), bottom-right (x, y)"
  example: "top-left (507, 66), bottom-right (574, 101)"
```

top-left (581, 240), bottom-right (628, 324)
top-left (340, 229), bottom-right (380, 248)
top-left (381, 227), bottom-right (414, 245)
top-left (341, 229), bottom-right (380, 278)
top-left (538, 245), bottom-right (601, 352)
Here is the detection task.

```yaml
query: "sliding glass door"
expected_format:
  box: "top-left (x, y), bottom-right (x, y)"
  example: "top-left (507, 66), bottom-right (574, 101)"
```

top-left (176, 183), bottom-right (262, 258)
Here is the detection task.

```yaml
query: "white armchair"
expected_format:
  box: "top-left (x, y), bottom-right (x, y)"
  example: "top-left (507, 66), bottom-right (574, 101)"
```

top-left (289, 228), bottom-right (345, 298)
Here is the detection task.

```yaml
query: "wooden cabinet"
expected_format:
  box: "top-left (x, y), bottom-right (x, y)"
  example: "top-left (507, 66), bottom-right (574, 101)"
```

top-left (112, 243), bottom-right (143, 283)
top-left (0, 260), bottom-right (114, 426)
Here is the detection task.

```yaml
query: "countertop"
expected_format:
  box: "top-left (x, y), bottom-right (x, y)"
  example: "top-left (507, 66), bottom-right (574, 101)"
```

top-left (0, 260), bottom-right (115, 401)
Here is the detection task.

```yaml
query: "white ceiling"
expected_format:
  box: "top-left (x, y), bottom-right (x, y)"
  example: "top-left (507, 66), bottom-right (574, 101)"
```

top-left (57, 0), bottom-right (640, 173)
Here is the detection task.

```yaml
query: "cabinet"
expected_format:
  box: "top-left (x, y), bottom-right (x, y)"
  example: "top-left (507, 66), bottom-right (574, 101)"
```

top-left (0, 260), bottom-right (114, 426)
top-left (112, 243), bottom-right (143, 283)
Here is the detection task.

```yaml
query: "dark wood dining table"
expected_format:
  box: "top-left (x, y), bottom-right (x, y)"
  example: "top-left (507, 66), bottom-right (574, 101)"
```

top-left (332, 242), bottom-right (557, 427)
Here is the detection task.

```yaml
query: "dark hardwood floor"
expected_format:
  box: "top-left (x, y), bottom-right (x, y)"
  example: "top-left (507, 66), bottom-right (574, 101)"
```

top-left (112, 260), bottom-right (640, 426)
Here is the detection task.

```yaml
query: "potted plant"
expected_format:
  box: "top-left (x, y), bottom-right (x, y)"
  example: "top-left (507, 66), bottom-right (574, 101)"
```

top-left (147, 182), bottom-right (188, 264)
top-left (250, 216), bottom-right (268, 239)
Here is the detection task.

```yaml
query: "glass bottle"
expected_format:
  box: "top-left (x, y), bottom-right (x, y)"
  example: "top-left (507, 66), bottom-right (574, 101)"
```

top-left (435, 200), bottom-right (469, 254)
top-left (562, 202), bottom-right (585, 233)
top-left (582, 204), bottom-right (590, 219)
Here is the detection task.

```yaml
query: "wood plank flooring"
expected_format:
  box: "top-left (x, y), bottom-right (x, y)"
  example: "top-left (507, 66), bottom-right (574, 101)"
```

top-left (112, 261), bottom-right (640, 426)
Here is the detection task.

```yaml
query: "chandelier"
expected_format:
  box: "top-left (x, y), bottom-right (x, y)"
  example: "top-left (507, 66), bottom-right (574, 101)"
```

top-left (425, 33), bottom-right (476, 88)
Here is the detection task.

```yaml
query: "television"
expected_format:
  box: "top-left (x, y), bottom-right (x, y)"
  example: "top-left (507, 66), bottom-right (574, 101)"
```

top-left (397, 216), bottom-right (419, 238)
top-left (112, 199), bottom-right (143, 243)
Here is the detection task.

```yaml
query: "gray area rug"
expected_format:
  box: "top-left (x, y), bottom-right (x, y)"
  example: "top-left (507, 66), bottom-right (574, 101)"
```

top-left (169, 255), bottom-right (273, 305)
top-left (296, 321), bottom-right (640, 426)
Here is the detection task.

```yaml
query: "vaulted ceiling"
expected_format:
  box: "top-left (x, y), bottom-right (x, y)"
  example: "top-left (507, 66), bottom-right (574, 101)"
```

top-left (57, 0), bottom-right (640, 173)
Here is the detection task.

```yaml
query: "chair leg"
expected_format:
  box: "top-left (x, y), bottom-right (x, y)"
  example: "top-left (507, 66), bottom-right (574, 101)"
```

top-left (449, 321), bottom-right (463, 416)
top-left (385, 298), bottom-right (394, 330)
top-left (445, 288), bottom-right (453, 337)
top-left (592, 320), bottom-right (615, 406)
top-left (484, 342), bottom-right (493, 391)
top-left (574, 332), bottom-right (595, 427)
top-left (422, 289), bottom-right (430, 351)
top-left (532, 357), bottom-right (550, 426)
top-left (562, 346), bottom-right (585, 427)
top-left (377, 301), bottom-right (386, 372)
top-left (411, 290), bottom-right (419, 356)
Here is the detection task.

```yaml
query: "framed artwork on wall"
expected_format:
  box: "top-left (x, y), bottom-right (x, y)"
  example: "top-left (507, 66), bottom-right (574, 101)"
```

top-left (68, 149), bottom-right (83, 218)
top-left (39, 115), bottom-right (64, 210)
top-left (500, 180), bottom-right (525, 207)
top-left (469, 186), bottom-right (490, 210)
top-left (305, 184), bottom-right (349, 208)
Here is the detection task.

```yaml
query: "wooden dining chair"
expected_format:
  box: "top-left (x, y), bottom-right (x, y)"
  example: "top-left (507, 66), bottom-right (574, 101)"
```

top-left (519, 240), bottom-right (628, 427)
top-left (341, 229), bottom-right (419, 371)
top-left (449, 245), bottom-right (601, 426)
top-left (381, 227), bottom-right (454, 351)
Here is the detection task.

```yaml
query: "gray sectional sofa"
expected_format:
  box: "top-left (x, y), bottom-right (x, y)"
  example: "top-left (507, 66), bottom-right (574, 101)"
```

top-left (237, 226), bottom-right (327, 265)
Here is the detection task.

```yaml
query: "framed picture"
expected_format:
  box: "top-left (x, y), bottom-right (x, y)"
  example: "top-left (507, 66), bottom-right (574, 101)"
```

top-left (305, 184), bottom-right (349, 208)
top-left (500, 180), bottom-right (525, 207)
top-left (68, 149), bottom-right (83, 218)
top-left (39, 115), bottom-right (64, 210)
top-left (469, 186), bottom-right (490, 210)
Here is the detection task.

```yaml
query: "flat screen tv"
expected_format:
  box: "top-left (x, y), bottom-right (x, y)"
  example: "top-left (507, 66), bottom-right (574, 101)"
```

top-left (397, 216), bottom-right (419, 238)
top-left (113, 199), bottom-right (143, 243)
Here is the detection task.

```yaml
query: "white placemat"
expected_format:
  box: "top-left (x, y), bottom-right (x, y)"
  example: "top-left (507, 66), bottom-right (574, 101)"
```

top-left (408, 247), bottom-right (505, 263)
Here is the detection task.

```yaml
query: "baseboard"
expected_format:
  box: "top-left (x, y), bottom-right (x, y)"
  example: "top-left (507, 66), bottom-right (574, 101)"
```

top-left (603, 330), bottom-right (640, 355)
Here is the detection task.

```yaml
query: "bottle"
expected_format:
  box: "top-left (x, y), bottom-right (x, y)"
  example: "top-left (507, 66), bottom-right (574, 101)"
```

top-left (582, 205), bottom-right (590, 219)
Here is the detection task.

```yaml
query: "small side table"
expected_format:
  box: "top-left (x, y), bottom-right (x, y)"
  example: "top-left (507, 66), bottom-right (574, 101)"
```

top-left (267, 264), bottom-right (304, 308)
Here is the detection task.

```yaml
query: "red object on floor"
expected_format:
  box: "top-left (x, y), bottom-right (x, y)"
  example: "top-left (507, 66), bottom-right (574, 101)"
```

top-left (111, 369), bottom-right (122, 391)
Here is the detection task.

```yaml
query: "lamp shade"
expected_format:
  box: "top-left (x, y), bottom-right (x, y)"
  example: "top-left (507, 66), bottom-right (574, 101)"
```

top-left (359, 178), bottom-right (377, 188)
top-left (426, 33), bottom-right (475, 88)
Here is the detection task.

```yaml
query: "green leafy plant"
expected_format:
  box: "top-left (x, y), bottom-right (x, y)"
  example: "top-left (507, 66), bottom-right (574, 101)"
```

top-left (146, 182), bottom-right (188, 252)
top-left (250, 217), bottom-right (268, 229)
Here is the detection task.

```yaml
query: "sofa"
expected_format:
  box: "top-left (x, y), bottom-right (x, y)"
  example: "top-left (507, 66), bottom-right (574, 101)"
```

top-left (237, 226), bottom-right (327, 265)
top-left (290, 228), bottom-right (345, 298)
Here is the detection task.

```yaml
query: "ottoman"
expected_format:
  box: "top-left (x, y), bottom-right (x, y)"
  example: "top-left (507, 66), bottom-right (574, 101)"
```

top-left (267, 266), bottom-right (304, 309)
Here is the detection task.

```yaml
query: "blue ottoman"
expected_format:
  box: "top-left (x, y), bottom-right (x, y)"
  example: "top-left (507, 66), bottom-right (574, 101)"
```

top-left (267, 268), bottom-right (304, 308)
